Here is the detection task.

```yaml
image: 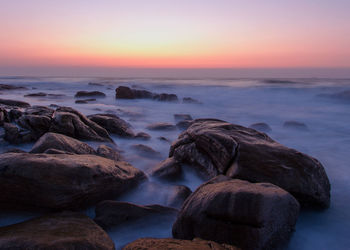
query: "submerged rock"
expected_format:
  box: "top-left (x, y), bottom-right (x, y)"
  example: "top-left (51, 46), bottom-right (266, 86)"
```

top-left (124, 238), bottom-right (239, 250)
top-left (174, 114), bottom-right (193, 122)
top-left (183, 97), bottom-right (201, 104)
top-left (0, 84), bottom-right (27, 91)
top-left (0, 212), bottom-right (115, 250)
top-left (0, 153), bottom-right (146, 210)
top-left (249, 122), bottom-right (272, 132)
top-left (168, 119), bottom-right (330, 208)
top-left (146, 122), bottom-right (176, 131)
top-left (75, 98), bottom-right (96, 104)
top-left (75, 91), bottom-right (106, 98)
top-left (135, 132), bottom-right (151, 140)
top-left (30, 132), bottom-right (96, 154)
top-left (176, 120), bottom-right (193, 130)
top-left (172, 176), bottom-right (300, 250)
top-left (24, 92), bottom-right (47, 97)
top-left (88, 113), bottom-right (135, 137)
top-left (94, 201), bottom-right (178, 229)
top-left (131, 144), bottom-right (161, 158)
top-left (283, 121), bottom-right (309, 131)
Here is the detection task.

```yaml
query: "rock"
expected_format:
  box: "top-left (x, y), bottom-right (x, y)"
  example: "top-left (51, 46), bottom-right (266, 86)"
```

top-left (43, 148), bottom-right (74, 154)
top-left (263, 79), bottom-right (298, 84)
top-left (183, 97), bottom-right (201, 104)
top-left (0, 84), bottom-right (27, 91)
top-left (24, 106), bottom-right (55, 117)
top-left (75, 98), bottom-right (96, 104)
top-left (166, 185), bottom-right (192, 208)
top-left (123, 238), bottom-right (239, 250)
top-left (0, 98), bottom-right (30, 108)
top-left (0, 108), bottom-right (10, 126)
top-left (17, 114), bottom-right (52, 138)
top-left (30, 132), bottom-right (96, 154)
top-left (3, 123), bottom-right (33, 144)
top-left (283, 121), bottom-right (308, 131)
top-left (158, 136), bottom-right (171, 143)
top-left (169, 119), bottom-right (330, 208)
top-left (150, 157), bottom-right (182, 181)
top-left (4, 148), bottom-right (27, 153)
top-left (24, 92), bottom-right (47, 97)
top-left (146, 122), bottom-right (176, 131)
top-left (97, 144), bottom-right (123, 161)
top-left (131, 144), bottom-right (161, 158)
top-left (135, 132), bottom-right (151, 140)
top-left (172, 176), bottom-right (300, 250)
top-left (50, 107), bottom-right (112, 142)
top-left (94, 201), bottom-right (178, 229)
top-left (0, 212), bottom-right (115, 250)
top-left (176, 120), bottom-right (192, 130)
top-left (8, 108), bottom-right (22, 121)
top-left (174, 114), bottom-right (193, 122)
top-left (0, 153), bottom-right (146, 210)
top-left (249, 122), bottom-right (272, 132)
top-left (88, 113), bottom-right (135, 137)
top-left (89, 82), bottom-right (105, 86)
top-left (75, 91), bottom-right (106, 98)
top-left (153, 93), bottom-right (178, 102)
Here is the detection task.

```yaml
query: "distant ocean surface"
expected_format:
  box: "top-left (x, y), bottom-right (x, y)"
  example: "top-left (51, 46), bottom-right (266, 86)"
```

top-left (0, 77), bottom-right (349, 249)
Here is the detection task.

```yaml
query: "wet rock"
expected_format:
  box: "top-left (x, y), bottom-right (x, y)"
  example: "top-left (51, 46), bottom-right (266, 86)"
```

top-left (50, 107), bottom-right (112, 142)
top-left (75, 91), bottom-right (106, 98)
top-left (24, 92), bottom-right (47, 97)
top-left (183, 97), bottom-right (201, 104)
top-left (172, 176), bottom-right (300, 250)
top-left (146, 122), bottom-right (176, 131)
top-left (124, 238), bottom-right (238, 250)
top-left (75, 98), bottom-right (96, 104)
top-left (94, 201), bottom-right (178, 230)
top-left (169, 119), bottom-right (330, 208)
top-left (135, 132), bottom-right (151, 140)
top-left (0, 108), bottom-right (10, 126)
top-left (283, 121), bottom-right (309, 131)
top-left (131, 144), bottom-right (161, 158)
top-left (176, 120), bottom-right (193, 130)
top-left (0, 84), bottom-right (27, 91)
top-left (249, 122), bottom-right (272, 133)
top-left (150, 157), bottom-right (182, 181)
top-left (88, 113), bottom-right (135, 138)
top-left (0, 98), bottom-right (30, 108)
top-left (30, 132), bottom-right (96, 154)
top-left (97, 144), bottom-right (123, 161)
top-left (0, 212), bottom-right (115, 250)
top-left (153, 93), bottom-right (178, 102)
top-left (174, 114), bottom-right (193, 122)
top-left (0, 153), bottom-right (146, 210)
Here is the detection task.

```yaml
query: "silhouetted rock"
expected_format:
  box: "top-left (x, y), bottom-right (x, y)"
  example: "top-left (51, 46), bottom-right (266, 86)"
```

top-left (263, 79), bottom-right (298, 84)
top-left (0, 84), bottom-right (27, 91)
top-left (0, 153), bottom-right (146, 210)
top-left (24, 92), bottom-right (47, 97)
top-left (94, 201), bottom-right (178, 230)
top-left (174, 114), bottom-right (193, 122)
top-left (146, 122), bottom-right (176, 131)
top-left (124, 238), bottom-right (239, 250)
top-left (75, 91), bottom-right (106, 98)
top-left (169, 119), bottom-right (330, 208)
top-left (283, 121), bottom-right (308, 131)
top-left (131, 144), bottom-right (161, 158)
top-left (153, 93), bottom-right (178, 102)
top-left (88, 113), bottom-right (135, 137)
top-left (249, 122), bottom-right (272, 132)
top-left (183, 97), bottom-right (201, 104)
top-left (0, 98), bottom-right (30, 108)
top-left (0, 212), bottom-right (115, 250)
top-left (115, 86), bottom-right (178, 102)
top-left (75, 98), bottom-right (96, 104)
top-left (30, 132), bottom-right (96, 154)
top-left (150, 157), bottom-right (182, 181)
top-left (173, 176), bottom-right (300, 250)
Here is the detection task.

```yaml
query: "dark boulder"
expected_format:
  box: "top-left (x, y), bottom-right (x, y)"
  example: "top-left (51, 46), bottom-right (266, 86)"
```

top-left (88, 113), bottom-right (135, 137)
top-left (30, 132), bottom-right (96, 154)
top-left (96, 144), bottom-right (123, 161)
top-left (75, 91), bottom-right (106, 98)
top-left (0, 212), bottom-right (115, 250)
top-left (24, 92), bottom-right (47, 97)
top-left (0, 98), bottom-right (30, 108)
top-left (0, 108), bottom-right (10, 126)
top-left (169, 119), bottom-right (330, 208)
top-left (124, 238), bottom-right (239, 250)
top-left (3, 123), bottom-right (33, 144)
top-left (150, 157), bottom-right (182, 181)
top-left (249, 122), bottom-right (272, 133)
top-left (153, 93), bottom-right (178, 102)
top-left (0, 153), bottom-right (146, 210)
top-left (172, 176), bottom-right (300, 250)
top-left (115, 86), bottom-right (178, 102)
top-left (135, 132), bottom-right (151, 140)
top-left (174, 114), bottom-right (193, 122)
top-left (131, 144), bottom-right (161, 159)
top-left (94, 201), bottom-right (178, 229)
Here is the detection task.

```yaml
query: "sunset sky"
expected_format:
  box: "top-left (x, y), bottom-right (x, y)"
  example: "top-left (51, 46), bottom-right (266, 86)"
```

top-left (0, 0), bottom-right (349, 76)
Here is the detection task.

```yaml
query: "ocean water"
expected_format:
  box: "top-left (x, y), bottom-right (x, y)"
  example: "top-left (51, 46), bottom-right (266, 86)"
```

top-left (0, 77), bottom-right (349, 249)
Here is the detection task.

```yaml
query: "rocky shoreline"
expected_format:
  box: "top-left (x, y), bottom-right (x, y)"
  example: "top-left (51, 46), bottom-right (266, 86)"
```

top-left (0, 84), bottom-right (331, 249)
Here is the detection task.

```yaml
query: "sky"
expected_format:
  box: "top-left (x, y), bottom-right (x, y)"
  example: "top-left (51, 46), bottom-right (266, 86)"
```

top-left (0, 0), bottom-right (350, 77)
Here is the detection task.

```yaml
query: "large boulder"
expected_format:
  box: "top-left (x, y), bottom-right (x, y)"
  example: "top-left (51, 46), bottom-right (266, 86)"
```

top-left (0, 212), bottom-right (115, 250)
top-left (124, 238), bottom-right (238, 250)
top-left (0, 153), bottom-right (146, 210)
top-left (0, 98), bottom-right (30, 108)
top-left (88, 113), bottom-right (135, 137)
top-left (30, 132), bottom-right (96, 154)
top-left (94, 201), bottom-right (178, 229)
top-left (50, 107), bottom-right (112, 142)
top-left (115, 86), bottom-right (178, 102)
top-left (3, 123), bottom-right (33, 144)
top-left (169, 119), bottom-right (330, 208)
top-left (172, 176), bottom-right (300, 250)
top-left (150, 157), bottom-right (182, 181)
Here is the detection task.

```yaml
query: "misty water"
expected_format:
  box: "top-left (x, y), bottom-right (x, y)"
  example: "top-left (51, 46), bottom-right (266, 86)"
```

top-left (0, 77), bottom-right (349, 249)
